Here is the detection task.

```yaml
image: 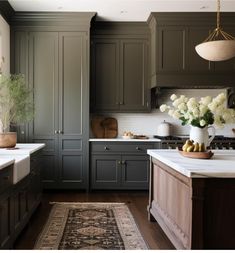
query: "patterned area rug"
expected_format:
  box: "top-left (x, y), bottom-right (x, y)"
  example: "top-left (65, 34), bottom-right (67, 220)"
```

top-left (34, 202), bottom-right (148, 250)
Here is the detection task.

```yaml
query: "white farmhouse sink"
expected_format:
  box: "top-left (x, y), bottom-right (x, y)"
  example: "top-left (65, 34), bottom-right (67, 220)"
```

top-left (0, 155), bottom-right (30, 184)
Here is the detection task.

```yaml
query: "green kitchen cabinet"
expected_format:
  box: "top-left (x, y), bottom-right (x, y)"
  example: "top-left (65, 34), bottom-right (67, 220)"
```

top-left (0, 165), bottom-right (13, 249)
top-left (148, 13), bottom-right (235, 87)
top-left (90, 141), bottom-right (153, 190)
top-left (11, 12), bottom-right (95, 189)
top-left (28, 31), bottom-right (88, 189)
top-left (90, 39), bottom-right (120, 112)
top-left (91, 22), bottom-right (150, 112)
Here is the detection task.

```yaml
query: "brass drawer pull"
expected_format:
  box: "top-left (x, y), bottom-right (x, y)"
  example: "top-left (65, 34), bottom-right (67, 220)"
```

top-left (104, 146), bottom-right (109, 150)
top-left (136, 146), bottom-right (141, 150)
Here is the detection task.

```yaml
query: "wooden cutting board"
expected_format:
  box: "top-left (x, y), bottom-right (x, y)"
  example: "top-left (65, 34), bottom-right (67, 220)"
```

top-left (91, 116), bottom-right (118, 138)
top-left (91, 116), bottom-right (105, 138)
top-left (101, 117), bottom-right (118, 138)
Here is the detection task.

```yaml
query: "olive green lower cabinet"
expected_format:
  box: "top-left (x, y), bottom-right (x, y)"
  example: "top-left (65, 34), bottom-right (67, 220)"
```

top-left (90, 142), bottom-right (154, 190)
top-left (0, 150), bottom-right (43, 249)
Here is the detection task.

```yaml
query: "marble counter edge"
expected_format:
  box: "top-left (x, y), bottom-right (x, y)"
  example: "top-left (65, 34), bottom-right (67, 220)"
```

top-left (147, 150), bottom-right (193, 177)
top-left (147, 149), bottom-right (235, 178)
top-left (89, 138), bottom-right (161, 142)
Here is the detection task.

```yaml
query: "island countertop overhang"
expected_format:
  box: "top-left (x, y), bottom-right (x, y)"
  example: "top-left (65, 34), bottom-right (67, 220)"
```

top-left (147, 149), bottom-right (235, 178)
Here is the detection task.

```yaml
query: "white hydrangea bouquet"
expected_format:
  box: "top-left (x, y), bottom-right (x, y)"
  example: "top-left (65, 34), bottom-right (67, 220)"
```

top-left (160, 93), bottom-right (235, 128)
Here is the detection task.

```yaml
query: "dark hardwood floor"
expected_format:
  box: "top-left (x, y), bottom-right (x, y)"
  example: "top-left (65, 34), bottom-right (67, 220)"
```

top-left (13, 190), bottom-right (174, 250)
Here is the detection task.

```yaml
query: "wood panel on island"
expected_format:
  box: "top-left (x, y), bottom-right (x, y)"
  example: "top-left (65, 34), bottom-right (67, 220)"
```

top-left (148, 149), bottom-right (235, 249)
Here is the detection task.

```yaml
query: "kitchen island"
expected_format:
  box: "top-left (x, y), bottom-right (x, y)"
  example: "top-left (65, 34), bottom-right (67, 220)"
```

top-left (147, 149), bottom-right (235, 249)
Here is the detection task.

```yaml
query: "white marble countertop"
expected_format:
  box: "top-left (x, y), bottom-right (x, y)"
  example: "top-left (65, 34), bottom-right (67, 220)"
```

top-left (0, 143), bottom-right (45, 155)
top-left (0, 158), bottom-right (15, 170)
top-left (147, 149), bottom-right (235, 178)
top-left (89, 138), bottom-right (161, 142)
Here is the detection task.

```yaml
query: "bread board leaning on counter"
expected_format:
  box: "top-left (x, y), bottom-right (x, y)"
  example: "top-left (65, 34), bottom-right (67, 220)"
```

top-left (147, 149), bottom-right (235, 250)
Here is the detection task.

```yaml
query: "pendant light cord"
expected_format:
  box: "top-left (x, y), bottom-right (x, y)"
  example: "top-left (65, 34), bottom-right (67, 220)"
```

top-left (202, 0), bottom-right (235, 41)
top-left (216, 0), bottom-right (220, 30)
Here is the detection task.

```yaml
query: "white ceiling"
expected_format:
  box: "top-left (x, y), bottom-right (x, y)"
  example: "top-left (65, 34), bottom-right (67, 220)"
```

top-left (8, 0), bottom-right (235, 21)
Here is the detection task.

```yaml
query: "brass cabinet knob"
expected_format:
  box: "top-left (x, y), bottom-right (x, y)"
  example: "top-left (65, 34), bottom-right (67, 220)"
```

top-left (136, 146), bottom-right (141, 150)
top-left (104, 146), bottom-right (109, 150)
top-left (118, 161), bottom-right (121, 165)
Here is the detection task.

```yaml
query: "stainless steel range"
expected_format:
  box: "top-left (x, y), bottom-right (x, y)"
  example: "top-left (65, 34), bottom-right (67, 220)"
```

top-left (154, 135), bottom-right (235, 150)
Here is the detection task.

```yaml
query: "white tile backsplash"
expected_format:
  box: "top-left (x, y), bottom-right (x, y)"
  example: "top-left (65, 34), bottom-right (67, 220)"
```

top-left (91, 88), bottom-right (235, 137)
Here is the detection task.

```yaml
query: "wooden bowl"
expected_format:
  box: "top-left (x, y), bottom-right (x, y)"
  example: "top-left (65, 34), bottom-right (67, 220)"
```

top-left (178, 147), bottom-right (214, 159)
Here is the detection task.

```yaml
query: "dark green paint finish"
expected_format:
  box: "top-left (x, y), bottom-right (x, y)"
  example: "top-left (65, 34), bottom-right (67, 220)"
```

top-left (11, 12), bottom-right (94, 190)
top-left (91, 23), bottom-right (150, 113)
top-left (0, 150), bottom-right (43, 249)
top-left (90, 39), bottom-right (120, 111)
top-left (90, 142), bottom-right (154, 190)
top-left (148, 12), bottom-right (235, 88)
top-left (0, 0), bottom-right (14, 24)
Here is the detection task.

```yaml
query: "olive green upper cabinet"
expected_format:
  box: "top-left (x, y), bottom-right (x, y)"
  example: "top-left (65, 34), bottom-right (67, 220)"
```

top-left (148, 13), bottom-right (235, 87)
top-left (91, 22), bottom-right (150, 112)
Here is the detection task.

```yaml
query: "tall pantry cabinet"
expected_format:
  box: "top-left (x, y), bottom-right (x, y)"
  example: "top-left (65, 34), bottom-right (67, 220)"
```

top-left (10, 13), bottom-right (95, 189)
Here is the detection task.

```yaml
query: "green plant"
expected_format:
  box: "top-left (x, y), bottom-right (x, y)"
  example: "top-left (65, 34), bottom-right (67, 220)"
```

top-left (0, 74), bottom-right (34, 133)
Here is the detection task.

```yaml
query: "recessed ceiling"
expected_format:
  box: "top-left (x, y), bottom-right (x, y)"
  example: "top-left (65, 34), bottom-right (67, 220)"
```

top-left (8, 0), bottom-right (235, 21)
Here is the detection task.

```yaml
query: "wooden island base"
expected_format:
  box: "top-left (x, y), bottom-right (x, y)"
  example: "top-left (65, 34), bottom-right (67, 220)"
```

top-left (148, 157), bottom-right (235, 249)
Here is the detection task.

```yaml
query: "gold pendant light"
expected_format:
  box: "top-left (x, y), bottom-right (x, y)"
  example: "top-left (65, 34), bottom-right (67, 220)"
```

top-left (195, 0), bottom-right (235, 61)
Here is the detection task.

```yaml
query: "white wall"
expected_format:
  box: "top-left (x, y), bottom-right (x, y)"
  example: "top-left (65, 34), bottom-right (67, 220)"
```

top-left (0, 15), bottom-right (10, 75)
top-left (91, 88), bottom-right (235, 137)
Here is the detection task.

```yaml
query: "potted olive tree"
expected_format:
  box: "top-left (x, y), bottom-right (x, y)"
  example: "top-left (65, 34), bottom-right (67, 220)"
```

top-left (0, 74), bottom-right (34, 148)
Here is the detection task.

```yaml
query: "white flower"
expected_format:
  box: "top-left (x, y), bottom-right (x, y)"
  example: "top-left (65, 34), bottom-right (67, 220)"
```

top-left (214, 93), bottom-right (226, 105)
top-left (187, 98), bottom-right (197, 110)
top-left (208, 101), bottom-right (218, 112)
top-left (172, 99), bottom-right (180, 108)
top-left (172, 111), bottom-right (181, 119)
top-left (170, 94), bottom-right (177, 101)
top-left (200, 96), bottom-right (212, 106)
top-left (192, 108), bottom-right (199, 117)
top-left (178, 102), bottom-right (187, 111)
top-left (160, 104), bottom-right (168, 112)
top-left (199, 104), bottom-right (208, 116)
top-left (159, 92), bottom-right (233, 129)
top-left (168, 109), bottom-right (174, 116)
top-left (199, 119), bottom-right (206, 127)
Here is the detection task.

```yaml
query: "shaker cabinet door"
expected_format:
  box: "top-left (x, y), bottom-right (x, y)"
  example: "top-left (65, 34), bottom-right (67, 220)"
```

top-left (91, 155), bottom-right (121, 189)
top-left (58, 32), bottom-right (88, 189)
top-left (90, 39), bottom-right (120, 112)
top-left (120, 39), bottom-right (150, 112)
top-left (28, 32), bottom-right (59, 188)
top-left (121, 155), bottom-right (149, 189)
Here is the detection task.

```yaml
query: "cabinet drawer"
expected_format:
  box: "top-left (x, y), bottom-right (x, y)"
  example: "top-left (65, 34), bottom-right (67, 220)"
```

top-left (91, 142), bottom-right (154, 153)
top-left (0, 166), bottom-right (13, 193)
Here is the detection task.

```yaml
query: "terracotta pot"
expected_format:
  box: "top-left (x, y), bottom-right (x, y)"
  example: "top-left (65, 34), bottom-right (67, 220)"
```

top-left (0, 132), bottom-right (17, 148)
